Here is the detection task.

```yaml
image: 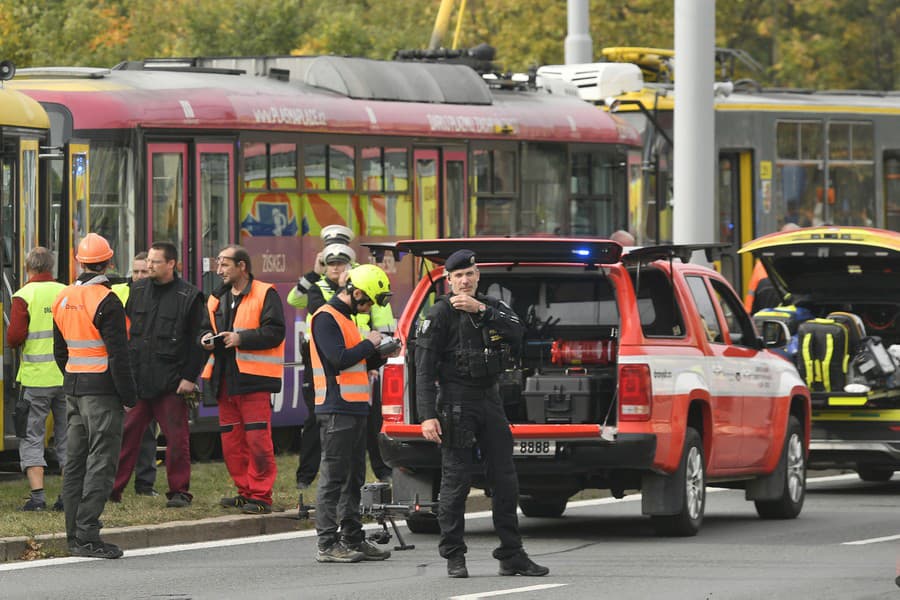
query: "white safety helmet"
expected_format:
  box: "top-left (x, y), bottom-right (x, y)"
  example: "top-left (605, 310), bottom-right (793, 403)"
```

top-left (321, 224), bottom-right (353, 246)
top-left (322, 243), bottom-right (356, 265)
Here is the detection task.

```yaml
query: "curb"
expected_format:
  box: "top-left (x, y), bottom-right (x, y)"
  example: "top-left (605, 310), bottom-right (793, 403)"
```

top-left (0, 510), bottom-right (308, 563)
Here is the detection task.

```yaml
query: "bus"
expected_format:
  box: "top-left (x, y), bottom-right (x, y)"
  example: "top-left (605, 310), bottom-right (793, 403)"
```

top-left (10, 56), bottom-right (642, 455)
top-left (539, 47), bottom-right (900, 295)
top-left (0, 65), bottom-right (92, 458)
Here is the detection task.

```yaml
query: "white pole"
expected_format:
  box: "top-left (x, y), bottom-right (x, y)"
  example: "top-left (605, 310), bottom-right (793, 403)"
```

top-left (565, 0), bottom-right (593, 65)
top-left (673, 0), bottom-right (716, 246)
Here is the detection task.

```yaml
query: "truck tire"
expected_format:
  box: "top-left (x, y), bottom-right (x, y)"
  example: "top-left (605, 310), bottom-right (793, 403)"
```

top-left (755, 416), bottom-right (806, 519)
top-left (651, 427), bottom-right (705, 537)
top-left (856, 467), bottom-right (894, 482)
top-left (406, 511), bottom-right (440, 534)
top-left (518, 495), bottom-right (567, 518)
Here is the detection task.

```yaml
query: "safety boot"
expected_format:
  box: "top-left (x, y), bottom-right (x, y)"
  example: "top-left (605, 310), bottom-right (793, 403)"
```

top-left (498, 552), bottom-right (549, 577)
top-left (447, 553), bottom-right (468, 578)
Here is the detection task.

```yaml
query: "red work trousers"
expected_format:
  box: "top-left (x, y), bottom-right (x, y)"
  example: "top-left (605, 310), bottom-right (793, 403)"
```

top-left (112, 392), bottom-right (191, 501)
top-left (218, 388), bottom-right (277, 506)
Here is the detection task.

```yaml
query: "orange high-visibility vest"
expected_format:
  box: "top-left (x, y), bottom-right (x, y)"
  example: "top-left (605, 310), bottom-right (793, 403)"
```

top-left (201, 280), bottom-right (284, 380)
top-left (743, 260), bottom-right (768, 313)
top-left (52, 280), bottom-right (113, 373)
top-left (309, 304), bottom-right (369, 405)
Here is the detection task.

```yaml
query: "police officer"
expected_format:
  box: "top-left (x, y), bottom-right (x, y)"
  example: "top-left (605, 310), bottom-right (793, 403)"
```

top-left (416, 249), bottom-right (548, 579)
top-left (53, 233), bottom-right (137, 559)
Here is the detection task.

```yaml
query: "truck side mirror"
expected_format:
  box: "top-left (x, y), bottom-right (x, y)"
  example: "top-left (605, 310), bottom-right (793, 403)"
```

top-left (760, 320), bottom-right (791, 348)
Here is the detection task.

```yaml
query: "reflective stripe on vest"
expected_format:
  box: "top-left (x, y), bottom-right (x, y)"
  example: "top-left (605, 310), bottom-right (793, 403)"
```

top-left (51, 280), bottom-right (113, 374)
top-left (309, 304), bottom-right (369, 405)
top-left (200, 280), bottom-right (284, 380)
top-left (13, 280), bottom-right (65, 386)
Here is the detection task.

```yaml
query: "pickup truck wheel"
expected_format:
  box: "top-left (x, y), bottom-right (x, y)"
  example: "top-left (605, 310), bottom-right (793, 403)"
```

top-left (651, 427), bottom-right (705, 537)
top-left (406, 511), bottom-right (440, 534)
top-left (518, 495), bottom-right (568, 518)
top-left (755, 416), bottom-right (805, 519)
top-left (856, 467), bottom-right (894, 482)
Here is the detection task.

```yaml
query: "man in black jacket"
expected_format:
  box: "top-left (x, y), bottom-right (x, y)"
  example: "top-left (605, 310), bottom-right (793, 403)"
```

top-left (200, 245), bottom-right (285, 515)
top-left (110, 241), bottom-right (205, 508)
top-left (53, 233), bottom-right (137, 559)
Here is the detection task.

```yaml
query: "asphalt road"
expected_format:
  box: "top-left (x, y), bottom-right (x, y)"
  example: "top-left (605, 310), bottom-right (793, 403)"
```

top-left (1, 473), bottom-right (897, 600)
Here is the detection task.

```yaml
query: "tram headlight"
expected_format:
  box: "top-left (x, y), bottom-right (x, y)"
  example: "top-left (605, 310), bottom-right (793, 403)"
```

top-left (0, 61), bottom-right (15, 81)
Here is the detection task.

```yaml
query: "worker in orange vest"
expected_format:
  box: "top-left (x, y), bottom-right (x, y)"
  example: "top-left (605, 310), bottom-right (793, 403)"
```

top-left (200, 245), bottom-right (285, 515)
top-left (52, 233), bottom-right (137, 559)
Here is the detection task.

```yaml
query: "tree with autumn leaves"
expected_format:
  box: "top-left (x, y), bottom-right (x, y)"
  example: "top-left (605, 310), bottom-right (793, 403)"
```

top-left (0, 0), bottom-right (895, 90)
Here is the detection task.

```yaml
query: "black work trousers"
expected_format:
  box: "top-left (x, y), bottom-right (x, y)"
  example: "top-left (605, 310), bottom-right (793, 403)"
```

top-left (63, 393), bottom-right (123, 543)
top-left (437, 383), bottom-right (523, 561)
top-left (315, 412), bottom-right (367, 550)
top-left (296, 340), bottom-right (320, 485)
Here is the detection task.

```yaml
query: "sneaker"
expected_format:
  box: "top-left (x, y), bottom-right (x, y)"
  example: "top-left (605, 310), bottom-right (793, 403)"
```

top-left (135, 487), bottom-right (159, 497)
top-left (69, 538), bottom-right (123, 559)
top-left (52, 495), bottom-right (64, 512)
top-left (220, 495), bottom-right (248, 508)
top-left (20, 498), bottom-right (47, 512)
top-left (166, 492), bottom-right (192, 508)
top-left (447, 553), bottom-right (468, 578)
top-left (498, 552), bottom-right (549, 577)
top-left (316, 541), bottom-right (364, 563)
top-left (351, 539), bottom-right (391, 561)
top-left (241, 500), bottom-right (272, 514)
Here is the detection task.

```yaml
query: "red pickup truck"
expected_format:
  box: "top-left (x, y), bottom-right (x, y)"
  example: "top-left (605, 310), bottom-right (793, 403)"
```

top-left (378, 239), bottom-right (810, 536)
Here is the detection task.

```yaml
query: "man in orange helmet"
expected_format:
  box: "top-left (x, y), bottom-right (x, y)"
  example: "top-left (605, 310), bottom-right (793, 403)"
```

top-left (52, 233), bottom-right (137, 559)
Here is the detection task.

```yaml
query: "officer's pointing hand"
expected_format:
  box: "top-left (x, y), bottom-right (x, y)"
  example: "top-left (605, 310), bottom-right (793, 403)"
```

top-left (421, 418), bottom-right (442, 445)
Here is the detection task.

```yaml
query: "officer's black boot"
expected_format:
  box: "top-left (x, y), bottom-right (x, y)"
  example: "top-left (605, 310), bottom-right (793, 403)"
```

top-left (447, 553), bottom-right (468, 578)
top-left (498, 552), bottom-right (549, 577)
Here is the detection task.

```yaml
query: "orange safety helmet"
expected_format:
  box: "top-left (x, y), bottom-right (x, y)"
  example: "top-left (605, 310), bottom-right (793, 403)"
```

top-left (75, 232), bottom-right (114, 263)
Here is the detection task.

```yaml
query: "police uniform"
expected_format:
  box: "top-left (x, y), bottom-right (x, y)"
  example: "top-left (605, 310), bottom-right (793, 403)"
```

top-left (415, 250), bottom-right (546, 576)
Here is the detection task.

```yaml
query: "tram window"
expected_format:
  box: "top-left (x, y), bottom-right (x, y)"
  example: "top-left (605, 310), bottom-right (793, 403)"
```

top-left (800, 123), bottom-right (823, 160)
top-left (270, 143), bottom-right (297, 189)
top-left (91, 144), bottom-right (131, 277)
top-left (362, 147), bottom-right (383, 192)
top-left (473, 148), bottom-right (515, 194)
top-left (384, 147), bottom-right (408, 192)
top-left (329, 145), bottom-right (355, 191)
top-left (520, 143), bottom-right (566, 234)
top-left (474, 149), bottom-right (490, 193)
top-left (885, 153), bottom-right (900, 232)
top-left (243, 142), bottom-right (267, 190)
top-left (830, 123), bottom-right (850, 160)
top-left (304, 144), bottom-right (326, 190)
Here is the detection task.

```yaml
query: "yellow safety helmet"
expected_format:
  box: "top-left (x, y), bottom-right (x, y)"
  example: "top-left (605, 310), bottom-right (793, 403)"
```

top-left (346, 264), bottom-right (391, 307)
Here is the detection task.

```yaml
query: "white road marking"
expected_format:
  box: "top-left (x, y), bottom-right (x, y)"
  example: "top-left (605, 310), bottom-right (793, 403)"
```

top-left (449, 583), bottom-right (567, 599)
top-left (842, 533), bottom-right (900, 546)
top-left (0, 473), bottom-right (866, 572)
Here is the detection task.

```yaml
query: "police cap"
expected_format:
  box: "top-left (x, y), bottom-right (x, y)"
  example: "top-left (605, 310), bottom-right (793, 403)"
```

top-left (321, 224), bottom-right (353, 246)
top-left (444, 249), bottom-right (476, 273)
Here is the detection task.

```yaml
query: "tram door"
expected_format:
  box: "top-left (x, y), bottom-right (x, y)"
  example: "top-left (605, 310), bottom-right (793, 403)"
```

top-left (193, 143), bottom-right (233, 297)
top-left (717, 151), bottom-right (754, 295)
top-left (147, 141), bottom-right (234, 296)
top-left (1, 137), bottom-right (46, 449)
top-left (413, 147), bottom-right (468, 239)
